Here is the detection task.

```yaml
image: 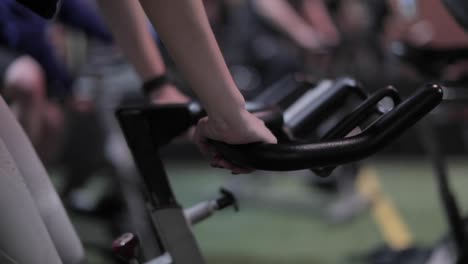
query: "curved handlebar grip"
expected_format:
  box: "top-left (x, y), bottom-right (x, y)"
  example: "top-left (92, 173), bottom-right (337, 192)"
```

top-left (321, 85), bottom-right (401, 141)
top-left (210, 84), bottom-right (443, 171)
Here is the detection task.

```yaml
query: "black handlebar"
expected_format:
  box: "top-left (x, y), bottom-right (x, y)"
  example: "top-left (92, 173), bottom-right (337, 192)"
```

top-left (210, 84), bottom-right (443, 171)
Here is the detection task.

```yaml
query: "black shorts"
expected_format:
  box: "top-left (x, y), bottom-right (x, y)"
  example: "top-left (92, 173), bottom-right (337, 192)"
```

top-left (0, 47), bottom-right (20, 94)
top-left (15, 0), bottom-right (60, 19)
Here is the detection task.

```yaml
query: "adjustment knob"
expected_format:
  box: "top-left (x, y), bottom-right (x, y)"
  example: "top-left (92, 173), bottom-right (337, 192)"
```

top-left (217, 188), bottom-right (239, 211)
top-left (112, 233), bottom-right (140, 261)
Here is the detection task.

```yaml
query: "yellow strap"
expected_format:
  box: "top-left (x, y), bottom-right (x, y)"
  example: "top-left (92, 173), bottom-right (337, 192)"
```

top-left (357, 166), bottom-right (413, 250)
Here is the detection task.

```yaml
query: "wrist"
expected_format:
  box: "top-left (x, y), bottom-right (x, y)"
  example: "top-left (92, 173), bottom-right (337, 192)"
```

top-left (207, 91), bottom-right (245, 117)
top-left (142, 74), bottom-right (171, 97)
top-left (208, 106), bottom-right (249, 136)
top-left (203, 79), bottom-right (246, 115)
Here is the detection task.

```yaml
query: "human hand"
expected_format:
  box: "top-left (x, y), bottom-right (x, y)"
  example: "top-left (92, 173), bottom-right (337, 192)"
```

top-left (193, 109), bottom-right (277, 174)
top-left (292, 26), bottom-right (323, 52)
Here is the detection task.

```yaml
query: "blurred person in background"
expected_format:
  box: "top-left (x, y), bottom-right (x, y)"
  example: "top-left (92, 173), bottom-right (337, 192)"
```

top-left (9, 0), bottom-right (277, 172)
top-left (384, 0), bottom-right (468, 81)
top-left (195, 0), bottom-right (339, 97)
top-left (329, 0), bottom-right (391, 86)
top-left (0, 0), bottom-right (113, 163)
top-left (0, 1), bottom-right (194, 215)
top-left (385, 0), bottom-right (468, 48)
top-left (251, 0), bottom-right (342, 80)
top-left (95, 0), bottom-right (278, 173)
top-left (252, 0), bottom-right (340, 51)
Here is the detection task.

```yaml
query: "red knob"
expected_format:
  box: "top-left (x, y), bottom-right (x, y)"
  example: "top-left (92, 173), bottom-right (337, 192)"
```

top-left (112, 233), bottom-right (140, 260)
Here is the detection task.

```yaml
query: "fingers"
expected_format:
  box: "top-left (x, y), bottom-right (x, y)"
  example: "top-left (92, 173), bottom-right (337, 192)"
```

top-left (193, 117), bottom-right (213, 158)
top-left (210, 154), bottom-right (253, 174)
top-left (255, 119), bottom-right (277, 144)
top-left (194, 113), bottom-right (276, 174)
top-left (195, 117), bottom-right (253, 174)
top-left (262, 125), bottom-right (277, 144)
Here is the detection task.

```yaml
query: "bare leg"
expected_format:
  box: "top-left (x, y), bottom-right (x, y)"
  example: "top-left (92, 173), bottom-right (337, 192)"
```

top-left (3, 56), bottom-right (46, 146)
top-left (0, 96), bottom-right (84, 264)
top-left (38, 101), bottom-right (65, 164)
top-left (0, 137), bottom-right (62, 264)
top-left (3, 56), bottom-right (66, 164)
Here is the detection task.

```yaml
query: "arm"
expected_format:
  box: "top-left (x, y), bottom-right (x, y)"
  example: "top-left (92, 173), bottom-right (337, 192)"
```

top-left (301, 0), bottom-right (340, 46)
top-left (252, 0), bottom-right (321, 50)
top-left (100, 0), bottom-right (276, 172)
top-left (95, 0), bottom-right (188, 103)
top-left (95, 0), bottom-right (165, 80)
top-left (138, 0), bottom-right (245, 120)
top-left (98, 0), bottom-right (276, 172)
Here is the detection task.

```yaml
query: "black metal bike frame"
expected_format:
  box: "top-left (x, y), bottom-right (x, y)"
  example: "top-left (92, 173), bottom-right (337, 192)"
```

top-left (117, 105), bottom-right (205, 264)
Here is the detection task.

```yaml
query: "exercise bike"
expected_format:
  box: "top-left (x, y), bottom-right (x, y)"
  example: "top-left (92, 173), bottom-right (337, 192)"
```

top-left (114, 78), bottom-right (443, 263)
top-left (360, 1), bottom-right (468, 263)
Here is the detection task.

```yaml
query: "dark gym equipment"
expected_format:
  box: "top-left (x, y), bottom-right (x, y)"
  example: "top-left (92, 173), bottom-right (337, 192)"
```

top-left (212, 85), bottom-right (441, 171)
top-left (373, 8), bottom-right (468, 261)
top-left (116, 82), bottom-right (442, 263)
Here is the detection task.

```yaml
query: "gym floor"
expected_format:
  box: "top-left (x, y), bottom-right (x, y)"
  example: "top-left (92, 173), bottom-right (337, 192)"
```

top-left (68, 149), bottom-right (468, 264)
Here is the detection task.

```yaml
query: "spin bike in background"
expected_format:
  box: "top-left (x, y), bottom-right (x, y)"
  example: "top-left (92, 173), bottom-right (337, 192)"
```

top-left (114, 74), bottom-right (443, 263)
top-left (225, 75), bottom-right (372, 222)
top-left (359, 1), bottom-right (468, 263)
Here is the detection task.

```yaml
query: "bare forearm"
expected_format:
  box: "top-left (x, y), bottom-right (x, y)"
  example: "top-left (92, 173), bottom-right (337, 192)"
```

top-left (302, 0), bottom-right (331, 25)
top-left (139, 0), bottom-right (245, 121)
top-left (302, 0), bottom-right (339, 44)
top-left (253, 0), bottom-right (315, 39)
top-left (95, 0), bottom-right (166, 80)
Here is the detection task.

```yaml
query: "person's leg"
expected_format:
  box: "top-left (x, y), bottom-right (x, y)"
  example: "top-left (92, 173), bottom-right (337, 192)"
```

top-left (37, 100), bottom-right (65, 164)
top-left (3, 55), bottom-right (46, 147)
top-left (2, 55), bottom-right (65, 164)
top-left (0, 138), bottom-right (62, 264)
top-left (0, 96), bottom-right (85, 264)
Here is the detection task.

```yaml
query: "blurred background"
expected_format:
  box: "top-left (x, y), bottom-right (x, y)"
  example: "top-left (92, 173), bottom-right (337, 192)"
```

top-left (2, 0), bottom-right (468, 263)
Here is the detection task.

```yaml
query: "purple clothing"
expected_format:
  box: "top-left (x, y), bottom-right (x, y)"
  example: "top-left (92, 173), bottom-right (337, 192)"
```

top-left (0, 0), bottom-right (112, 99)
